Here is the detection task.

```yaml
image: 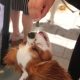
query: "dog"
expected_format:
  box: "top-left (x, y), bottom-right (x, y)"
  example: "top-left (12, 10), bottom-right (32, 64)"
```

top-left (4, 31), bottom-right (72, 80)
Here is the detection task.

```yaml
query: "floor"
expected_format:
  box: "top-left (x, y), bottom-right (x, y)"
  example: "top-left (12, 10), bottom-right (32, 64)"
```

top-left (0, 0), bottom-right (80, 79)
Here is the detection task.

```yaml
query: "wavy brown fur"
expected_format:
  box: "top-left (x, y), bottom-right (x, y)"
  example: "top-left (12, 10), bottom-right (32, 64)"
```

top-left (3, 47), bottom-right (21, 72)
top-left (27, 59), bottom-right (72, 80)
top-left (3, 44), bottom-right (72, 80)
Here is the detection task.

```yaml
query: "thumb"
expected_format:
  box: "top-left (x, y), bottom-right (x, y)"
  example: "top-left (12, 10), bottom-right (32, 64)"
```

top-left (40, 5), bottom-right (49, 19)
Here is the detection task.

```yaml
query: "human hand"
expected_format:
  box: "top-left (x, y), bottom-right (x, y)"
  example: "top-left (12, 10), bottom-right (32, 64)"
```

top-left (41, 0), bottom-right (55, 19)
top-left (28, 0), bottom-right (55, 21)
top-left (28, 0), bottom-right (45, 20)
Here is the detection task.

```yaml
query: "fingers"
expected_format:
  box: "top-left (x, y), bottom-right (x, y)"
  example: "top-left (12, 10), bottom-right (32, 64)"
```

top-left (40, 5), bottom-right (49, 19)
top-left (41, 0), bottom-right (55, 19)
top-left (28, 0), bottom-right (55, 20)
top-left (28, 0), bottom-right (45, 20)
top-left (28, 9), bottom-right (42, 20)
top-left (28, 0), bottom-right (44, 9)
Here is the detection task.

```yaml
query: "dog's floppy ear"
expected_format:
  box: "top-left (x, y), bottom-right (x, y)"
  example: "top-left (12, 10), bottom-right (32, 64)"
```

top-left (4, 47), bottom-right (22, 72)
top-left (30, 45), bottom-right (52, 61)
top-left (42, 50), bottom-right (52, 60)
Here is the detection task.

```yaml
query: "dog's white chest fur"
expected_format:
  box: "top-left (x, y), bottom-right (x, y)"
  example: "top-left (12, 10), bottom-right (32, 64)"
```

top-left (17, 45), bottom-right (32, 80)
top-left (17, 45), bottom-right (32, 68)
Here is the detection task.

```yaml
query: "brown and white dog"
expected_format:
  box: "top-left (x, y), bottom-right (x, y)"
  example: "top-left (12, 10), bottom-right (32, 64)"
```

top-left (4, 31), bottom-right (72, 80)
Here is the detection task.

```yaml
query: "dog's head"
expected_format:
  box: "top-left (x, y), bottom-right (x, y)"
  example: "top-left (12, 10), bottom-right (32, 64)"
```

top-left (27, 31), bottom-right (52, 51)
top-left (26, 31), bottom-right (52, 60)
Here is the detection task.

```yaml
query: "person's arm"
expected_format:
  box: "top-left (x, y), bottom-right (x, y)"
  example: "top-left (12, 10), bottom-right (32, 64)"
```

top-left (28, 0), bottom-right (55, 20)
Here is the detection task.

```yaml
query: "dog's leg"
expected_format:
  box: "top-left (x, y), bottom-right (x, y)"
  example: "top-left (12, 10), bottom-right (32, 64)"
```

top-left (19, 68), bottom-right (28, 80)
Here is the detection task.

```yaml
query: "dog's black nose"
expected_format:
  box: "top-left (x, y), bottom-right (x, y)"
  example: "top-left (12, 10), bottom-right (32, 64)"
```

top-left (28, 32), bottom-right (36, 39)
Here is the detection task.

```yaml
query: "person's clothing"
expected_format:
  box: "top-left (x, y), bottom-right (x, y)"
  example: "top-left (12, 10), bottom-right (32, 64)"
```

top-left (65, 0), bottom-right (80, 80)
top-left (66, 0), bottom-right (80, 9)
top-left (0, 0), bottom-right (10, 66)
top-left (11, 0), bottom-right (29, 14)
top-left (68, 34), bottom-right (80, 80)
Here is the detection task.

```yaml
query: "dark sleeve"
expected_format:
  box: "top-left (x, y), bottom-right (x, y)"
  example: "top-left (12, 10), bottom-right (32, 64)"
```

top-left (66, 0), bottom-right (80, 9)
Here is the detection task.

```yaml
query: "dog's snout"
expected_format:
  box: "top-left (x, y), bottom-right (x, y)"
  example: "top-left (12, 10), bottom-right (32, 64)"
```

top-left (28, 32), bottom-right (36, 39)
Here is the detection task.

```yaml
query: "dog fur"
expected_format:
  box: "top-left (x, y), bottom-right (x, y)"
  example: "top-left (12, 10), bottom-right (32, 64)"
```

top-left (4, 31), bottom-right (72, 80)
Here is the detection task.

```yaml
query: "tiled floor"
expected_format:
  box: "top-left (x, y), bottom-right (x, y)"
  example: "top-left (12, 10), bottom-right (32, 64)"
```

top-left (0, 1), bottom-right (80, 79)
top-left (32, 22), bottom-right (80, 70)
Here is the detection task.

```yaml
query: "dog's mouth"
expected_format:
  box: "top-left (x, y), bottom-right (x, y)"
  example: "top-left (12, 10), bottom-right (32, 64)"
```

top-left (39, 32), bottom-right (49, 42)
top-left (38, 31), bottom-right (50, 47)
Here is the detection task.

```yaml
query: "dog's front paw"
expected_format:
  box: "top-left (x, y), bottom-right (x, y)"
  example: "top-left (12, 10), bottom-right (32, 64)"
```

top-left (19, 71), bottom-right (28, 80)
